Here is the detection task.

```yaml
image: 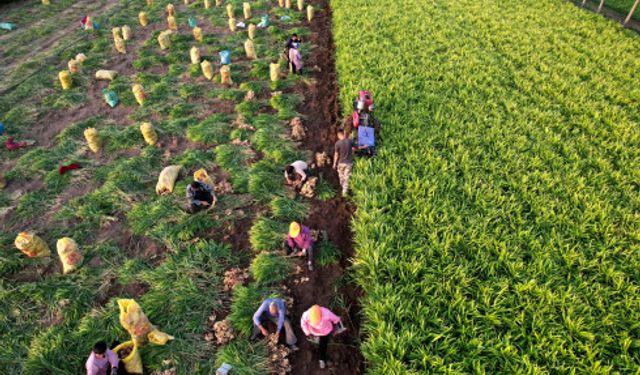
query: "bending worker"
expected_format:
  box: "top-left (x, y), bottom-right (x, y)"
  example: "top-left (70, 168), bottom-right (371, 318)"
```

top-left (284, 160), bottom-right (308, 188)
top-left (301, 305), bottom-right (343, 370)
top-left (284, 221), bottom-right (314, 271)
top-left (186, 181), bottom-right (215, 214)
top-left (251, 298), bottom-right (298, 351)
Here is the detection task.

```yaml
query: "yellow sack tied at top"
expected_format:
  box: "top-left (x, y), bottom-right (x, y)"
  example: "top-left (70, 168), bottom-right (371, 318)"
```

top-left (201, 60), bottom-right (213, 80)
top-left (243, 2), bottom-right (251, 20)
top-left (139, 11), bottom-right (149, 27)
top-left (190, 46), bottom-right (201, 64)
top-left (15, 232), bottom-right (51, 258)
top-left (132, 84), bottom-right (145, 106)
top-left (118, 299), bottom-right (175, 346)
top-left (113, 341), bottom-right (143, 374)
top-left (112, 27), bottom-right (122, 41)
top-left (167, 16), bottom-right (177, 31)
top-left (194, 169), bottom-right (214, 187)
top-left (59, 70), bottom-right (72, 90)
top-left (244, 39), bottom-right (256, 60)
top-left (307, 5), bottom-right (314, 22)
top-left (228, 17), bottom-right (236, 32)
top-left (57, 237), bottom-right (83, 274)
top-left (158, 30), bottom-right (172, 50)
top-left (220, 65), bottom-right (233, 84)
top-left (270, 63), bottom-right (281, 82)
top-left (248, 23), bottom-right (256, 39)
top-left (84, 127), bottom-right (101, 153)
top-left (122, 25), bottom-right (132, 40)
top-left (95, 70), bottom-right (118, 81)
top-left (114, 37), bottom-right (126, 54)
top-left (297, 0), bottom-right (304, 11)
top-left (285, 0), bottom-right (292, 9)
top-left (204, 0), bottom-right (211, 9)
top-left (156, 165), bottom-right (183, 195)
top-left (193, 26), bottom-right (203, 42)
top-left (68, 59), bottom-right (80, 74)
top-left (140, 122), bottom-right (157, 145)
top-left (278, 0), bottom-right (284, 7)
top-left (166, 3), bottom-right (175, 16)
top-left (226, 4), bottom-right (234, 18)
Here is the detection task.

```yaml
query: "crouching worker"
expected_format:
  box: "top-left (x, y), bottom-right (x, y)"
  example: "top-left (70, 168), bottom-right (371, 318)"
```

top-left (186, 181), bottom-right (216, 214)
top-left (251, 298), bottom-right (299, 351)
top-left (285, 221), bottom-right (315, 271)
top-left (284, 160), bottom-right (308, 190)
top-left (86, 341), bottom-right (120, 375)
top-left (301, 305), bottom-right (345, 370)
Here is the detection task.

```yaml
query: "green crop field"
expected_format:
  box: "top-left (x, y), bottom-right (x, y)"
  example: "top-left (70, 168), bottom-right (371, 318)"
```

top-left (333, 0), bottom-right (640, 373)
top-left (0, 1), bottom-right (347, 374)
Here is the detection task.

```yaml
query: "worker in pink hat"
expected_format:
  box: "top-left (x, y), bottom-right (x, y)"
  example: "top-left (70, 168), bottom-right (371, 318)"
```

top-left (284, 221), bottom-right (315, 271)
top-left (301, 305), bottom-right (344, 369)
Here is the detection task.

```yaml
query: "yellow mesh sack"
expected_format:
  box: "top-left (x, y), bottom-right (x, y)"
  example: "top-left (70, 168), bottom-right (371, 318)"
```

top-left (226, 4), bottom-right (234, 18)
top-left (243, 2), bottom-right (251, 19)
top-left (167, 16), bottom-right (177, 31)
top-left (140, 122), bottom-right (157, 145)
top-left (155, 165), bottom-right (183, 195)
top-left (59, 70), bottom-right (72, 90)
top-left (112, 27), bottom-right (122, 41)
top-left (68, 59), bottom-right (79, 74)
top-left (166, 3), bottom-right (175, 16)
top-left (113, 341), bottom-right (143, 374)
top-left (190, 46), bottom-right (201, 64)
top-left (278, 0), bottom-right (284, 7)
top-left (122, 25), bottom-right (132, 40)
top-left (118, 299), bottom-right (154, 345)
top-left (132, 84), bottom-right (145, 106)
top-left (158, 30), bottom-right (172, 49)
top-left (84, 127), bottom-right (101, 153)
top-left (244, 39), bottom-right (256, 60)
top-left (15, 232), bottom-right (51, 258)
top-left (228, 17), bottom-right (236, 32)
top-left (194, 169), bottom-right (214, 187)
top-left (307, 5), bottom-right (314, 21)
top-left (297, 0), bottom-right (304, 11)
top-left (204, 0), bottom-right (211, 9)
top-left (270, 63), bottom-right (281, 82)
top-left (139, 12), bottom-right (149, 27)
top-left (193, 27), bottom-right (203, 42)
top-left (95, 70), bottom-right (118, 81)
top-left (248, 23), bottom-right (256, 39)
top-left (56, 237), bottom-right (82, 274)
top-left (220, 65), bottom-right (233, 84)
top-left (114, 37), bottom-right (126, 54)
top-left (148, 329), bottom-right (175, 345)
top-left (201, 60), bottom-right (213, 80)
top-left (285, 0), bottom-right (291, 9)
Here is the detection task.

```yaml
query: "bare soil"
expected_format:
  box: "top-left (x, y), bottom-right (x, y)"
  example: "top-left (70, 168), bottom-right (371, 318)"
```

top-left (285, 0), bottom-right (364, 373)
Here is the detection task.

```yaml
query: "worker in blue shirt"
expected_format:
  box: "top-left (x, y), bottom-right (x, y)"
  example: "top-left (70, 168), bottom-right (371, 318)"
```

top-left (251, 298), bottom-right (298, 350)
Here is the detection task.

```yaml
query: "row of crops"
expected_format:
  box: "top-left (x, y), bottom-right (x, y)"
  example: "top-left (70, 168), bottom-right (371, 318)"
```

top-left (332, 0), bottom-right (640, 372)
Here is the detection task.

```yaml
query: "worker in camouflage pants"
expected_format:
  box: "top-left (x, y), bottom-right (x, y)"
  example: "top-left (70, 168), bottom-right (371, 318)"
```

top-left (333, 129), bottom-right (354, 196)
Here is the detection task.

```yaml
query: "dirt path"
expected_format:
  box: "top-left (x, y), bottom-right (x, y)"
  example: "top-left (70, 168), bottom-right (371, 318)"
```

top-left (287, 0), bottom-right (364, 373)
